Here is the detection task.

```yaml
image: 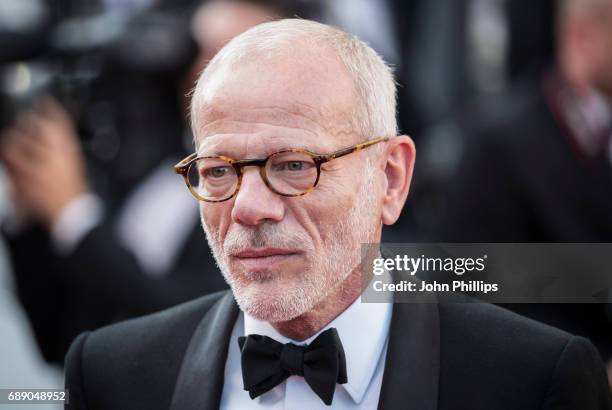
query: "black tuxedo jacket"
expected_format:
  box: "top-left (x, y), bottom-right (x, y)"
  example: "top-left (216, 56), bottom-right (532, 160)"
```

top-left (65, 290), bottom-right (612, 409)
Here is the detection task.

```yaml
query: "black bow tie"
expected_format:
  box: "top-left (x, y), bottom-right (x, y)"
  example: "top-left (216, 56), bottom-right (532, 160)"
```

top-left (237, 327), bottom-right (348, 406)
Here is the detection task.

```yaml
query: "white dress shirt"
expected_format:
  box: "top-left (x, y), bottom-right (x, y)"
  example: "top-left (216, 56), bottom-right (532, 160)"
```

top-left (220, 296), bottom-right (392, 409)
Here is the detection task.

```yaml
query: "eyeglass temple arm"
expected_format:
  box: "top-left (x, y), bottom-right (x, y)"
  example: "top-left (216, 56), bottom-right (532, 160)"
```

top-left (174, 153), bottom-right (198, 174)
top-left (318, 137), bottom-right (389, 162)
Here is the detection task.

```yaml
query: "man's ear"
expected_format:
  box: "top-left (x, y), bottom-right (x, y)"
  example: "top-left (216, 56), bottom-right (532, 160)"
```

top-left (381, 135), bottom-right (415, 225)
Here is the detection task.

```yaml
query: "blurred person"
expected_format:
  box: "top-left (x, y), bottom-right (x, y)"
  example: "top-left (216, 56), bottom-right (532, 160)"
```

top-left (64, 19), bottom-right (611, 409)
top-left (437, 0), bottom-right (612, 382)
top-left (441, 0), bottom-right (612, 243)
top-left (0, 199), bottom-right (62, 410)
top-left (0, 0), bottom-right (286, 364)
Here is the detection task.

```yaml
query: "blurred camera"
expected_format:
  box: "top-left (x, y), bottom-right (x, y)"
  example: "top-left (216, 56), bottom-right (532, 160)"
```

top-left (0, 0), bottom-right (196, 132)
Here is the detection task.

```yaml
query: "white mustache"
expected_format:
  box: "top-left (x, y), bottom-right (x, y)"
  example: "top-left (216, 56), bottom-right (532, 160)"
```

top-left (223, 222), bottom-right (313, 255)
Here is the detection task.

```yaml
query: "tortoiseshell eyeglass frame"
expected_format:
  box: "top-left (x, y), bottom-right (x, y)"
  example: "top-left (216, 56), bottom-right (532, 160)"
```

top-left (174, 136), bottom-right (390, 202)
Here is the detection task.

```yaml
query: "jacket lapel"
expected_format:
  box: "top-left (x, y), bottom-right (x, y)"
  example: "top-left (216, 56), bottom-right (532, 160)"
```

top-left (377, 290), bottom-right (441, 410)
top-left (170, 291), bottom-right (239, 410)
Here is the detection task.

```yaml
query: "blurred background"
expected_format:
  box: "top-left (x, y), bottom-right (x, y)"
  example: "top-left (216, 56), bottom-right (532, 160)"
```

top-left (1, 0), bottom-right (611, 403)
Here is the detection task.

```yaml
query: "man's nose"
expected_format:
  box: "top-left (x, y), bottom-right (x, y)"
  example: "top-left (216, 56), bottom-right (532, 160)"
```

top-left (231, 168), bottom-right (285, 226)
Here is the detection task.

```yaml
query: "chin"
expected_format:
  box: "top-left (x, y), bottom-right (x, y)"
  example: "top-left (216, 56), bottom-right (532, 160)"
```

top-left (232, 279), bottom-right (317, 323)
top-left (243, 303), bottom-right (302, 323)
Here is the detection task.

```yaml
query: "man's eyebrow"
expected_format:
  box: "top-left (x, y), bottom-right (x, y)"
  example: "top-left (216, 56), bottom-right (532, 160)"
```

top-left (195, 136), bottom-right (329, 157)
top-left (197, 144), bottom-right (320, 158)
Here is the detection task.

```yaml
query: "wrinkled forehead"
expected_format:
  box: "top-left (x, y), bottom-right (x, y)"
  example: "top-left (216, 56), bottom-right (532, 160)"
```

top-left (191, 46), bottom-right (360, 151)
top-left (193, 106), bottom-right (339, 157)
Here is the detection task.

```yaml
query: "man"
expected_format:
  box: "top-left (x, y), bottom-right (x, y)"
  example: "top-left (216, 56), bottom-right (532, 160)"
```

top-left (65, 19), bottom-right (612, 409)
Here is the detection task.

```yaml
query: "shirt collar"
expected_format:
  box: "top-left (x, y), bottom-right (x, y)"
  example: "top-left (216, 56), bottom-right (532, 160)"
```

top-left (243, 295), bottom-right (392, 404)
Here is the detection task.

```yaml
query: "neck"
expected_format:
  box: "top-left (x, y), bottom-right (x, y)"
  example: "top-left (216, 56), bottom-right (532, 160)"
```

top-left (271, 267), bottom-right (363, 341)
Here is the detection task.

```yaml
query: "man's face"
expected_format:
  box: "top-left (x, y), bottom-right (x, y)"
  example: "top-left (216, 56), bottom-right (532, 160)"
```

top-left (193, 49), bottom-right (383, 322)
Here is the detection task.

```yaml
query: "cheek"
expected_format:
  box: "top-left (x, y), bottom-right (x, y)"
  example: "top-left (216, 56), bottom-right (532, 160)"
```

top-left (307, 166), bottom-right (363, 233)
top-left (200, 203), bottom-right (232, 240)
top-left (290, 188), bottom-right (358, 245)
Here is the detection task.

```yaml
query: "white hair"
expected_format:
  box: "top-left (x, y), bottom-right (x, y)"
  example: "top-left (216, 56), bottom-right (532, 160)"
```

top-left (190, 18), bottom-right (398, 143)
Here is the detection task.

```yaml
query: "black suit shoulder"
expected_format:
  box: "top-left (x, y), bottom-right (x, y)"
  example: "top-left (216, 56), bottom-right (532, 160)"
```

top-left (438, 302), bottom-right (612, 410)
top-left (65, 291), bottom-right (227, 410)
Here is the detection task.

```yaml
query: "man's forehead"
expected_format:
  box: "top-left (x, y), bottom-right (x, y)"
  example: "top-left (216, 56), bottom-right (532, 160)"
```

top-left (193, 105), bottom-right (340, 155)
top-left (193, 101), bottom-right (356, 154)
top-left (192, 46), bottom-right (358, 134)
top-left (197, 102), bottom-right (326, 127)
top-left (195, 132), bottom-right (339, 157)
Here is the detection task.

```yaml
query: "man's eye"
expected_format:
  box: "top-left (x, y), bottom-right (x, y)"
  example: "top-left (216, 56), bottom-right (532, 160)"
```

top-left (204, 166), bottom-right (231, 178)
top-left (274, 161), bottom-right (313, 172)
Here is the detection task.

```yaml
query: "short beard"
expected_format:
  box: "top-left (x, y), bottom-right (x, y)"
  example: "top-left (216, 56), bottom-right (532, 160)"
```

top-left (202, 158), bottom-right (380, 322)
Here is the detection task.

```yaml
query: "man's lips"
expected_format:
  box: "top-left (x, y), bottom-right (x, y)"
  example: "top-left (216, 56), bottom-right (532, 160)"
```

top-left (232, 248), bottom-right (299, 271)
top-left (233, 248), bottom-right (298, 258)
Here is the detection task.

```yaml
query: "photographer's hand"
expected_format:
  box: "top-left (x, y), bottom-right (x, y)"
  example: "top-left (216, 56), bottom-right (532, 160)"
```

top-left (1, 97), bottom-right (89, 229)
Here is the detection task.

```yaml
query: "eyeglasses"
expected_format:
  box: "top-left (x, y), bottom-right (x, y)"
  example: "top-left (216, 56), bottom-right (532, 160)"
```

top-left (174, 137), bottom-right (389, 202)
